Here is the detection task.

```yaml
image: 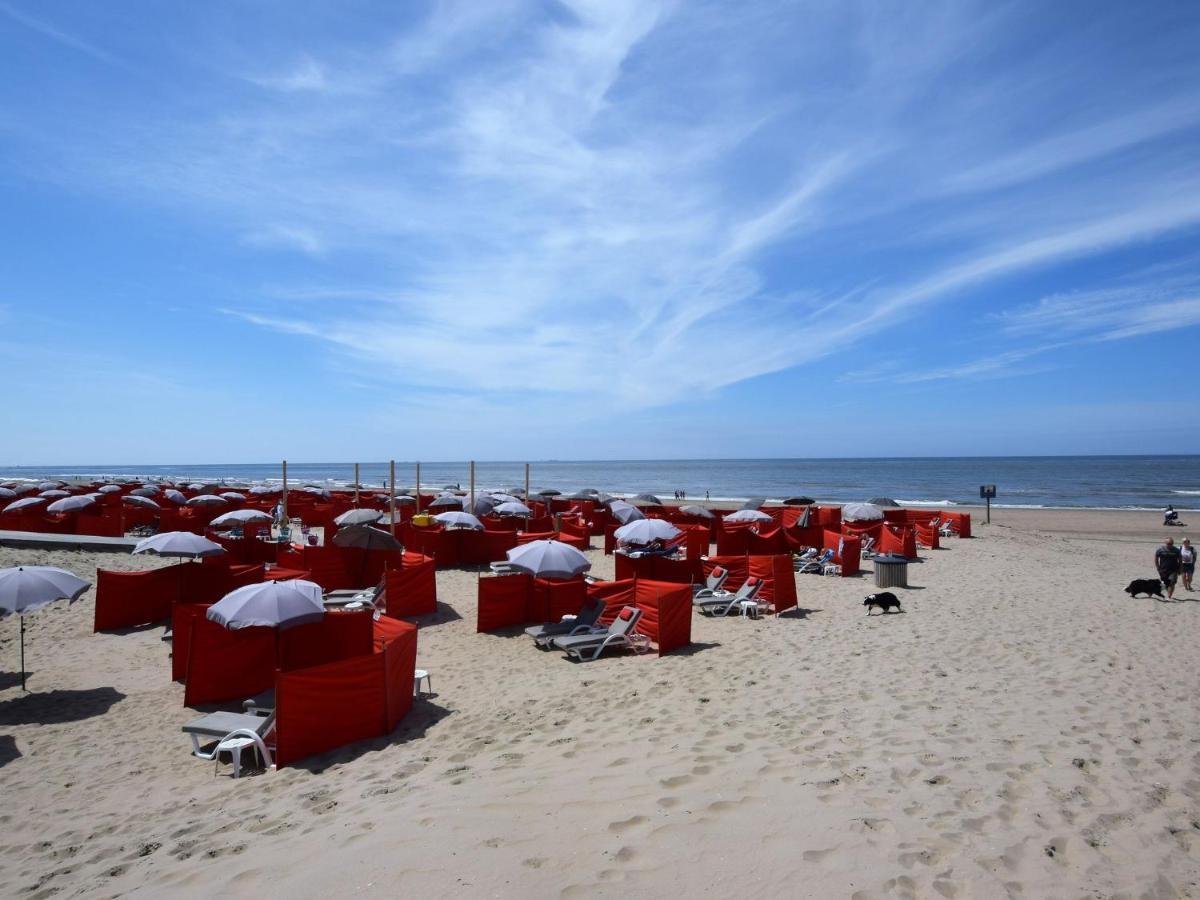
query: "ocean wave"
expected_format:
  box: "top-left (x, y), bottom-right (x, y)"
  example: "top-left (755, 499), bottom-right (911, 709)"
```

top-left (1171, 490), bottom-right (1200, 495)
top-left (895, 499), bottom-right (958, 507)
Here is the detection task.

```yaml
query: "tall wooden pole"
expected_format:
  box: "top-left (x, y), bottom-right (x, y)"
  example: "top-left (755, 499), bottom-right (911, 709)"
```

top-left (389, 460), bottom-right (397, 536)
top-left (469, 460), bottom-right (475, 511)
top-left (281, 460), bottom-right (288, 523)
top-left (353, 463), bottom-right (359, 507)
top-left (524, 463), bottom-right (530, 502)
top-left (415, 462), bottom-right (421, 512)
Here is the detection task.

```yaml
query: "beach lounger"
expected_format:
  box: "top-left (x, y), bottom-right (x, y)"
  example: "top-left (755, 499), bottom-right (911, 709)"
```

top-left (182, 710), bottom-right (275, 770)
top-left (937, 518), bottom-right (958, 538)
top-left (550, 607), bottom-right (644, 661)
top-left (859, 536), bottom-right (877, 559)
top-left (796, 549), bottom-right (834, 574)
top-left (692, 566), bottom-right (729, 598)
top-left (524, 598), bottom-right (607, 648)
top-left (489, 561), bottom-right (519, 575)
top-left (323, 576), bottom-right (385, 610)
top-left (792, 548), bottom-right (818, 570)
top-left (693, 577), bottom-right (762, 616)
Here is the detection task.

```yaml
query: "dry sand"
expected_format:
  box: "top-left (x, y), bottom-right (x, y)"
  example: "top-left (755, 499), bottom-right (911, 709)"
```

top-left (1, 509), bottom-right (1199, 898)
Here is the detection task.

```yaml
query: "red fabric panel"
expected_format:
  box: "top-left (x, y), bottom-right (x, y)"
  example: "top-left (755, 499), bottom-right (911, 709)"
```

top-left (715, 523), bottom-right (752, 556)
top-left (381, 621), bottom-right (417, 731)
top-left (682, 524), bottom-right (710, 559)
top-left (783, 525), bottom-right (826, 550)
top-left (274, 653), bottom-right (387, 767)
top-left (383, 554), bottom-right (438, 618)
top-left (171, 603), bottom-right (210, 681)
top-left (635, 580), bottom-right (692, 656)
top-left (515, 530), bottom-right (558, 545)
top-left (878, 525), bottom-right (918, 559)
top-left (531, 577), bottom-right (587, 624)
top-left (183, 617), bottom-right (276, 706)
top-left (614, 553), bottom-right (701, 584)
top-left (93, 566), bottom-right (179, 632)
top-left (822, 531), bottom-right (861, 576)
top-left (765, 555), bottom-right (797, 614)
top-left (745, 527), bottom-right (788, 555)
top-left (587, 579), bottom-right (637, 625)
top-left (476, 575), bottom-right (531, 632)
top-left (942, 511), bottom-right (972, 537)
top-left (914, 524), bottom-right (940, 549)
top-left (278, 611), bottom-right (374, 671)
top-left (816, 506), bottom-right (842, 528)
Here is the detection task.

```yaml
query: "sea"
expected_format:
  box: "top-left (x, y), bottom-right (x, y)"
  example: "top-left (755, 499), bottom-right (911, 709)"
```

top-left (1, 456), bottom-right (1197, 511)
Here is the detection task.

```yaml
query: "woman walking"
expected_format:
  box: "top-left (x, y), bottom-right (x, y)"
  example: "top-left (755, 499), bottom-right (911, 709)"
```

top-left (1181, 538), bottom-right (1195, 592)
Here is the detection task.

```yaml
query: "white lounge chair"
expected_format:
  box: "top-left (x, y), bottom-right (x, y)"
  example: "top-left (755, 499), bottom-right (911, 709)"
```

top-left (796, 549), bottom-right (834, 574)
top-left (694, 576), bottom-right (763, 616)
top-left (692, 565), bottom-right (729, 598)
top-left (525, 597), bottom-right (607, 648)
top-left (550, 607), bottom-right (645, 661)
top-left (182, 710), bottom-right (275, 772)
top-left (859, 536), bottom-right (877, 559)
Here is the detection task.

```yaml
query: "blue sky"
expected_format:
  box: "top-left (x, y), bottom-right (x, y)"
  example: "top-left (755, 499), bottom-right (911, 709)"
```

top-left (2, 0), bottom-right (1199, 464)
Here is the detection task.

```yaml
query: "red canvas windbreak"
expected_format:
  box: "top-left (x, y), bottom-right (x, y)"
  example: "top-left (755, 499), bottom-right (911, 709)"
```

top-left (383, 553), bottom-right (438, 618)
top-left (171, 603), bottom-right (211, 681)
top-left (603, 524), bottom-right (619, 555)
top-left (702, 554), bottom-right (797, 609)
top-left (477, 575), bottom-right (531, 632)
top-left (274, 652), bottom-right (387, 767)
top-left (94, 566), bottom-right (179, 631)
top-left (679, 524), bottom-right (711, 559)
top-left (516, 530), bottom-right (558, 545)
top-left (941, 511), bottom-right (972, 537)
top-left (914, 524), bottom-right (940, 549)
top-left (278, 611), bottom-right (374, 672)
top-left (380, 621), bottom-right (417, 731)
top-left (822, 531), bottom-right (861, 576)
top-left (402, 526), bottom-right (459, 567)
top-left (588, 579), bottom-right (637, 625)
top-left (816, 506), bottom-right (843, 529)
top-left (530, 577), bottom-right (587, 624)
top-left (878, 525), bottom-right (918, 559)
top-left (183, 617), bottom-right (276, 706)
top-left (614, 553), bottom-right (701, 584)
top-left (75, 511), bottom-right (125, 537)
top-left (634, 580), bottom-right (692, 656)
top-left (783, 524), bottom-right (826, 551)
top-left (459, 529), bottom-right (519, 564)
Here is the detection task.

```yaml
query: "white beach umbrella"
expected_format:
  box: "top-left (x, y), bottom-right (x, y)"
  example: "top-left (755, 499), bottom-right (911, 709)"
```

top-left (302, 486), bottom-right (330, 498)
top-left (206, 579), bottom-right (324, 630)
top-left (495, 501), bottom-right (532, 517)
top-left (219, 491), bottom-right (247, 502)
top-left (47, 495), bottom-right (96, 514)
top-left (97, 484), bottom-right (122, 494)
top-left (0, 488), bottom-right (14, 500)
top-left (186, 495), bottom-right (228, 507)
top-left (133, 531), bottom-right (225, 558)
top-left (679, 504), bottom-right (714, 520)
top-left (433, 511), bottom-right (484, 530)
top-left (249, 484), bottom-right (279, 495)
top-left (36, 481), bottom-right (63, 491)
top-left (335, 508), bottom-right (384, 527)
top-left (122, 495), bottom-right (161, 510)
top-left (608, 501), bottom-right (645, 525)
top-left (614, 519), bottom-right (681, 545)
top-left (3, 497), bottom-right (46, 514)
top-left (723, 509), bottom-right (773, 524)
top-left (129, 487), bottom-right (159, 498)
top-left (0, 565), bottom-right (91, 691)
top-left (505, 540), bottom-right (591, 580)
top-left (163, 489), bottom-right (187, 505)
top-left (38, 489), bottom-right (70, 498)
top-left (210, 509), bottom-right (273, 528)
top-left (11, 484), bottom-right (37, 495)
top-left (468, 496), bottom-right (497, 517)
top-left (428, 495), bottom-right (463, 510)
top-left (488, 493), bottom-right (519, 504)
top-left (842, 502), bottom-right (884, 522)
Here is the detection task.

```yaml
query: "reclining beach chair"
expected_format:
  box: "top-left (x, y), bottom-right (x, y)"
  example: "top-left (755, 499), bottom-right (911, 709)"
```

top-left (796, 549), bottom-right (834, 574)
top-left (489, 560), bottom-right (519, 575)
top-left (692, 565), bottom-right (729, 597)
top-left (182, 709), bottom-right (276, 773)
top-left (550, 607), bottom-right (645, 661)
top-left (937, 517), bottom-right (958, 538)
top-left (323, 575), bottom-right (385, 611)
top-left (792, 548), bottom-right (818, 570)
top-left (525, 597), bottom-right (607, 648)
top-left (859, 536), bottom-right (877, 559)
top-left (694, 576), bottom-right (763, 617)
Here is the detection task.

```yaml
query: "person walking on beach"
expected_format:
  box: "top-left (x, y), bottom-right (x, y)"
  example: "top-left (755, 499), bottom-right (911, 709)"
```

top-left (1156, 537), bottom-right (1182, 600)
top-left (1180, 538), bottom-right (1195, 592)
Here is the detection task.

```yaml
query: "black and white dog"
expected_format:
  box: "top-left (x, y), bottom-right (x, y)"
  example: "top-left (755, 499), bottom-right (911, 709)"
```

top-left (863, 592), bottom-right (902, 615)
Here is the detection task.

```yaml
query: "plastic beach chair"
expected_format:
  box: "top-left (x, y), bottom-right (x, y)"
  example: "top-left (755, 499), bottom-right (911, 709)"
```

top-left (182, 710), bottom-right (276, 773)
top-left (525, 597), bottom-right (607, 648)
top-left (550, 607), bottom-right (645, 661)
top-left (691, 566), bottom-right (729, 597)
top-left (796, 549), bottom-right (834, 574)
top-left (693, 577), bottom-right (762, 616)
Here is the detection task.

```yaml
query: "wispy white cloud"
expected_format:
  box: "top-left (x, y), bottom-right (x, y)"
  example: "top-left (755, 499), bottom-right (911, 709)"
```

top-left (246, 56), bottom-right (329, 93)
top-left (0, 2), bottom-right (120, 66)
top-left (240, 225), bottom-right (326, 257)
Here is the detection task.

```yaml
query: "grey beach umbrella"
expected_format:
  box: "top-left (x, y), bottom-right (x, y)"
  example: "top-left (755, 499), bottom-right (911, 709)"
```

top-left (679, 504), bottom-right (714, 519)
top-left (0, 565), bottom-right (91, 691)
top-left (133, 531), bottom-right (225, 558)
top-left (206, 579), bottom-right (324, 630)
top-left (614, 519), bottom-right (680, 545)
top-left (434, 511), bottom-right (484, 530)
top-left (505, 540), bottom-right (591, 580)
top-left (868, 497), bottom-right (900, 508)
top-left (335, 508), bottom-right (384, 527)
top-left (47, 495), bottom-right (96, 513)
top-left (332, 525), bottom-right (403, 551)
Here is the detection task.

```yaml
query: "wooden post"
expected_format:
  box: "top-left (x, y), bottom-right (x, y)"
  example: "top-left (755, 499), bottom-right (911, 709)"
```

top-left (524, 463), bottom-right (530, 502)
top-left (470, 460), bottom-right (475, 511)
top-left (415, 462), bottom-right (421, 512)
top-left (353, 463), bottom-right (360, 507)
top-left (281, 460), bottom-right (288, 523)
top-left (390, 460), bottom-right (397, 537)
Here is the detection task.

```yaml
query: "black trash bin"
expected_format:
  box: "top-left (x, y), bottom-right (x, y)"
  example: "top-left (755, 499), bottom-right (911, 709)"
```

top-left (873, 553), bottom-right (908, 588)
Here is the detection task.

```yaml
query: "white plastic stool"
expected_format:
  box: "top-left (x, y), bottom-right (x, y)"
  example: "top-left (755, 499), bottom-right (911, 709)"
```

top-left (739, 599), bottom-right (761, 619)
top-left (414, 669), bottom-right (432, 697)
top-left (215, 736), bottom-right (257, 778)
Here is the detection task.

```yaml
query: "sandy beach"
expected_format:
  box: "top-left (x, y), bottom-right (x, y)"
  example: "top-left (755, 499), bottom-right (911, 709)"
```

top-left (1, 507), bottom-right (1198, 898)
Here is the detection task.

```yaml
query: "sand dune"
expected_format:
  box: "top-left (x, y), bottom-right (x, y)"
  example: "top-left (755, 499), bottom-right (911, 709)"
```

top-left (1, 510), bottom-right (1198, 898)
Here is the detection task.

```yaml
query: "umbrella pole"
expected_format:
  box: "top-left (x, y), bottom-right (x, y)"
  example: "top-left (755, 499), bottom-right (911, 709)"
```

top-left (469, 461), bottom-right (475, 513)
top-left (389, 460), bottom-right (397, 538)
top-left (354, 464), bottom-right (360, 508)
top-left (415, 463), bottom-right (421, 512)
top-left (524, 463), bottom-right (530, 506)
top-left (19, 616), bottom-right (26, 692)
